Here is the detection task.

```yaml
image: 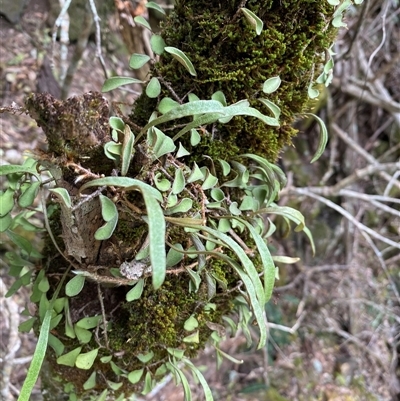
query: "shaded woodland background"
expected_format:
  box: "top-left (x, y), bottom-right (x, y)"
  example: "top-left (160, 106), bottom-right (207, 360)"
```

top-left (1, 0), bottom-right (399, 400)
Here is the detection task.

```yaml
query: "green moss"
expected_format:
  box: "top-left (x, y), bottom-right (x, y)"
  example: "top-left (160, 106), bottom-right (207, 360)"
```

top-left (130, 0), bottom-right (336, 162)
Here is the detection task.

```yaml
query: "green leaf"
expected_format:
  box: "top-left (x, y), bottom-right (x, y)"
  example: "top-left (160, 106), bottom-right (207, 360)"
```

top-left (184, 315), bottom-right (199, 331)
top-left (18, 181), bottom-right (40, 208)
top-left (262, 76), bottom-right (281, 94)
top-left (48, 333), bottom-right (65, 357)
top-left (95, 195), bottom-right (118, 240)
top-left (210, 188), bottom-right (224, 202)
top-left (165, 198), bottom-right (193, 215)
top-left (158, 97), bottom-right (180, 114)
top-left (236, 218), bottom-right (276, 303)
top-left (167, 348), bottom-right (185, 359)
top-left (49, 188), bottom-right (71, 208)
top-left (38, 276), bottom-right (50, 293)
top-left (129, 53), bottom-right (151, 69)
top-left (183, 331), bottom-right (199, 343)
top-left (149, 127), bottom-right (176, 158)
top-left (146, 77), bottom-right (161, 98)
top-left (308, 83), bottom-right (320, 99)
top-left (128, 369), bottom-right (144, 384)
top-left (176, 142), bottom-right (190, 158)
top-left (172, 169), bottom-right (185, 194)
top-left (154, 173), bottom-right (171, 192)
top-left (187, 162), bottom-right (204, 183)
top-left (0, 188), bottom-right (14, 216)
top-left (75, 348), bottom-right (99, 370)
top-left (94, 389), bottom-right (108, 401)
top-left (83, 371), bottom-right (97, 390)
top-left (166, 243), bottom-right (184, 267)
top-left (190, 129), bottom-right (201, 146)
top-left (109, 116), bottom-right (125, 132)
top-left (169, 362), bottom-right (192, 401)
top-left (0, 213), bottom-right (12, 232)
top-left (80, 177), bottom-right (162, 202)
top-left (164, 46), bottom-right (197, 76)
top-left (19, 317), bottom-right (36, 333)
top-left (141, 371), bottom-right (154, 395)
top-left (65, 275), bottom-right (85, 297)
top-left (241, 8), bottom-right (263, 35)
top-left (212, 90), bottom-right (227, 106)
top-left (201, 167), bottom-right (218, 190)
top-left (258, 98), bottom-right (281, 119)
top-left (0, 162), bottom-right (39, 178)
top-left (150, 34), bottom-right (166, 55)
top-left (121, 125), bottom-right (135, 176)
top-left (57, 347), bottom-right (82, 367)
top-left (134, 15), bottom-right (152, 30)
top-left (76, 315), bottom-right (102, 329)
top-left (74, 325), bottom-right (92, 344)
top-left (18, 309), bottom-right (52, 401)
top-left (102, 77), bottom-right (143, 92)
top-left (7, 230), bottom-right (34, 256)
top-left (183, 359), bottom-right (214, 401)
top-left (145, 100), bottom-right (224, 134)
top-left (126, 279), bottom-right (145, 301)
top-left (146, 1), bottom-right (166, 15)
top-left (137, 351), bottom-right (154, 363)
top-left (303, 113), bottom-right (328, 163)
top-left (218, 159), bottom-right (231, 176)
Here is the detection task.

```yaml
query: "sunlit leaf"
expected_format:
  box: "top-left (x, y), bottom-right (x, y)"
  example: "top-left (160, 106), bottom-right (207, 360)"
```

top-left (262, 76), bottom-right (281, 94)
top-left (146, 1), bottom-right (166, 15)
top-left (134, 15), bottom-right (152, 30)
top-left (308, 83), bottom-right (320, 99)
top-left (241, 8), bottom-right (263, 35)
top-left (75, 348), bottom-right (99, 370)
top-left (95, 195), bottom-right (118, 240)
top-left (258, 98), bottom-right (281, 119)
top-left (165, 46), bottom-right (197, 76)
top-left (121, 124), bottom-right (135, 176)
top-left (18, 181), bottom-right (40, 208)
top-left (184, 315), bottom-right (199, 331)
top-left (172, 169), bottom-right (185, 194)
top-left (165, 198), bottom-right (193, 215)
top-left (102, 77), bottom-right (143, 92)
top-left (0, 213), bottom-right (12, 232)
top-left (183, 359), bottom-right (214, 401)
top-left (65, 275), bottom-right (85, 297)
top-left (146, 77), bottom-right (161, 98)
top-left (303, 113), bottom-right (328, 163)
top-left (128, 369), bottom-right (144, 384)
top-left (76, 315), bottom-right (102, 329)
top-left (150, 34), bottom-right (166, 54)
top-left (0, 188), bottom-right (14, 216)
top-left (137, 351), bottom-right (154, 363)
top-left (129, 53), bottom-right (151, 69)
top-left (83, 371), bottom-right (97, 390)
top-left (57, 347), bottom-right (82, 367)
top-left (176, 142), bottom-right (190, 158)
top-left (158, 97), bottom-right (180, 114)
top-left (126, 279), bottom-right (145, 301)
top-left (49, 188), bottom-right (72, 208)
top-left (190, 129), bottom-right (201, 146)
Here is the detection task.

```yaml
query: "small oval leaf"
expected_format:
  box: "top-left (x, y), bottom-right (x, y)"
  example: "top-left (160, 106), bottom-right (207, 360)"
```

top-left (146, 77), bottom-right (161, 98)
top-left (150, 34), bottom-right (166, 55)
top-left (65, 275), bottom-right (85, 297)
top-left (262, 76), bottom-right (281, 94)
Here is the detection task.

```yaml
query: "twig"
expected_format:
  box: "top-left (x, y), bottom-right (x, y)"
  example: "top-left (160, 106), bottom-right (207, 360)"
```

top-left (52, 0), bottom-right (72, 82)
top-left (284, 187), bottom-right (400, 249)
top-left (360, 230), bottom-right (400, 304)
top-left (88, 0), bottom-right (108, 79)
top-left (61, 4), bottom-right (93, 99)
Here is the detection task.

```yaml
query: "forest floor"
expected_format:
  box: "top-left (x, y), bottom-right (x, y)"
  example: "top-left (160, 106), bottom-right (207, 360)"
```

top-left (1, 1), bottom-right (398, 401)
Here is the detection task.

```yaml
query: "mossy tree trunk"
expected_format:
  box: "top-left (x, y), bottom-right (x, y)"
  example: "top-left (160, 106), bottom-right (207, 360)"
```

top-left (24, 1), bottom-right (337, 400)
